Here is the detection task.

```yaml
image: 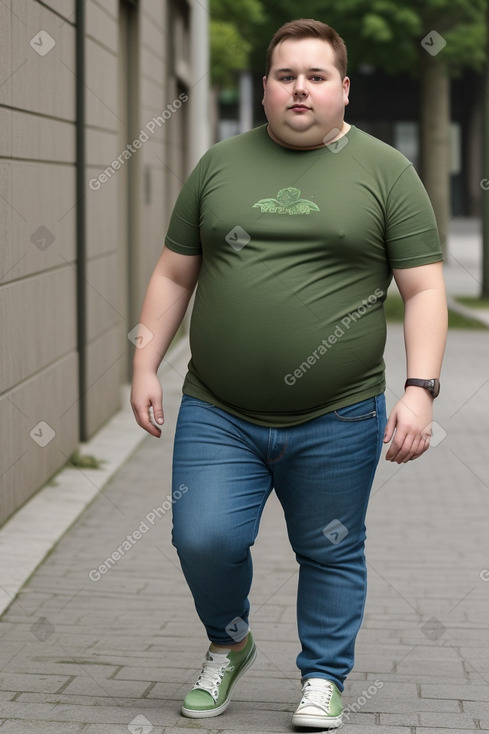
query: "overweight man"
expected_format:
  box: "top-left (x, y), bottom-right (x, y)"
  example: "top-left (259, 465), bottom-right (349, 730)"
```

top-left (131, 18), bottom-right (447, 729)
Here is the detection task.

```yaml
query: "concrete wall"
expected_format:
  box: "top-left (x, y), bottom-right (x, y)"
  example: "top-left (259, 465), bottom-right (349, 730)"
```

top-left (0, 0), bottom-right (79, 523)
top-left (0, 0), bottom-right (203, 525)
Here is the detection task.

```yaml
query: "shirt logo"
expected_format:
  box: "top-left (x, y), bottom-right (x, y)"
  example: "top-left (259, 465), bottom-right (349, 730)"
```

top-left (252, 187), bottom-right (320, 215)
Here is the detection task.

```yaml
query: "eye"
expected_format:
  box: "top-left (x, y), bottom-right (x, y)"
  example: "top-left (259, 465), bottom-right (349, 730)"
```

top-left (310, 76), bottom-right (325, 82)
top-left (279, 75), bottom-right (294, 81)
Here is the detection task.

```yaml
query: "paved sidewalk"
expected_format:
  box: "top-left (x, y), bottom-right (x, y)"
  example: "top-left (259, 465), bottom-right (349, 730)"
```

top-left (0, 220), bottom-right (488, 733)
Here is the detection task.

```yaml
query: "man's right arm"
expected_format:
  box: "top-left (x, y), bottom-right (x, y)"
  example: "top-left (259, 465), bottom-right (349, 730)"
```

top-left (130, 246), bottom-right (202, 436)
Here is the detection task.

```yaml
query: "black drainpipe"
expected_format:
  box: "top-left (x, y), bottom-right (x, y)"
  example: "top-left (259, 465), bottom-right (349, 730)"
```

top-left (75, 0), bottom-right (87, 439)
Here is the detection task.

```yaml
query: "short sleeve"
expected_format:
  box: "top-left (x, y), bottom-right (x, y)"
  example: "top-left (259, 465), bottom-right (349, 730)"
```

top-left (165, 159), bottom-right (203, 255)
top-left (385, 164), bottom-right (443, 268)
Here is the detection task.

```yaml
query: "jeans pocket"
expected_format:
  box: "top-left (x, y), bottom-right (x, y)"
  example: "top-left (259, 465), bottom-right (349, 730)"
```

top-left (334, 397), bottom-right (377, 422)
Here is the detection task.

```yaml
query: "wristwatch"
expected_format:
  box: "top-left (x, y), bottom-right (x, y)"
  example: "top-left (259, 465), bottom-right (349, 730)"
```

top-left (404, 378), bottom-right (440, 398)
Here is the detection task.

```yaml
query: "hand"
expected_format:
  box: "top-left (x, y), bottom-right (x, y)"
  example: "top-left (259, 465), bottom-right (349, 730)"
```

top-left (383, 388), bottom-right (434, 463)
top-left (130, 370), bottom-right (164, 437)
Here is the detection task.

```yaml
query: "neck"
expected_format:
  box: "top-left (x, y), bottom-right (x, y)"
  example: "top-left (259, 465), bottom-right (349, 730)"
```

top-left (266, 121), bottom-right (351, 150)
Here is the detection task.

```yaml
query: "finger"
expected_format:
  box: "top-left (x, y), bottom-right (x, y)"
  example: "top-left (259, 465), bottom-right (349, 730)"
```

top-left (383, 414), bottom-right (396, 443)
top-left (409, 435), bottom-right (431, 461)
top-left (146, 402), bottom-right (163, 437)
top-left (385, 427), bottom-right (405, 461)
top-left (151, 402), bottom-right (165, 427)
top-left (398, 433), bottom-right (431, 463)
top-left (132, 402), bottom-right (162, 438)
top-left (387, 432), bottom-right (415, 463)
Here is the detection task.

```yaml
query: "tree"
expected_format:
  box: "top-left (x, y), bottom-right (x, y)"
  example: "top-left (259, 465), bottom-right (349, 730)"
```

top-left (483, 0), bottom-right (489, 297)
top-left (208, 0), bottom-right (265, 140)
top-left (209, 0), bottom-right (265, 88)
top-left (250, 0), bottom-right (487, 252)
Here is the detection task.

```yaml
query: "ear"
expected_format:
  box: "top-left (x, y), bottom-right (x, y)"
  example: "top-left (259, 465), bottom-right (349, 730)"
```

top-left (343, 76), bottom-right (350, 106)
top-left (262, 75), bottom-right (267, 105)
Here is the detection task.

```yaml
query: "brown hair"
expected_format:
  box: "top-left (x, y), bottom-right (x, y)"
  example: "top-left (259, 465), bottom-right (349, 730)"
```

top-left (265, 19), bottom-right (348, 79)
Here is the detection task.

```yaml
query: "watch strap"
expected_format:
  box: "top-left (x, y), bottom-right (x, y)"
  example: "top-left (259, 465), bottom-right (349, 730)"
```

top-left (404, 378), bottom-right (440, 397)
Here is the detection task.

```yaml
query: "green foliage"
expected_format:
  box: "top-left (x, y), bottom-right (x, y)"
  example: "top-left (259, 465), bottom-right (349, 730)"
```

top-left (442, 21), bottom-right (486, 75)
top-left (249, 0), bottom-right (487, 77)
top-left (210, 0), bottom-right (265, 86)
top-left (456, 296), bottom-right (489, 308)
top-left (210, 20), bottom-right (251, 87)
top-left (363, 13), bottom-right (395, 43)
top-left (68, 448), bottom-right (105, 469)
top-left (385, 295), bottom-right (489, 328)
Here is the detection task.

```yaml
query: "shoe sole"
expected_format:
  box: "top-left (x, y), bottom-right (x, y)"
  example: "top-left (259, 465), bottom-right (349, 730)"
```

top-left (181, 645), bottom-right (257, 719)
top-left (292, 711), bottom-right (342, 728)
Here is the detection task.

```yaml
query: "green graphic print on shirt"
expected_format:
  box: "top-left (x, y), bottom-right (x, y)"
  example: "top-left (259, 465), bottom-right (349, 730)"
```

top-left (165, 125), bottom-right (442, 427)
top-left (253, 187), bottom-right (320, 215)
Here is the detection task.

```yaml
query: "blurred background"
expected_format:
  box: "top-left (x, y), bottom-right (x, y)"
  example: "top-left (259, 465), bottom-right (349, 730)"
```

top-left (0, 0), bottom-right (488, 526)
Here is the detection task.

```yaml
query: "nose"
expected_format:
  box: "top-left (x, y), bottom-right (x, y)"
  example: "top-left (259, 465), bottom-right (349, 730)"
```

top-left (293, 75), bottom-right (309, 98)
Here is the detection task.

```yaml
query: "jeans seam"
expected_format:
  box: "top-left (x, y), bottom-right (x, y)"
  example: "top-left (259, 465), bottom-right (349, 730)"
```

top-left (250, 481), bottom-right (274, 548)
top-left (266, 432), bottom-right (288, 464)
top-left (333, 410), bottom-right (377, 422)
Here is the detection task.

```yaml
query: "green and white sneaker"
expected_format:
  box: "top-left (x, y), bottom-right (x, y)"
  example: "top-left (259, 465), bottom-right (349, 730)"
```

top-left (181, 632), bottom-right (256, 718)
top-left (292, 678), bottom-right (343, 729)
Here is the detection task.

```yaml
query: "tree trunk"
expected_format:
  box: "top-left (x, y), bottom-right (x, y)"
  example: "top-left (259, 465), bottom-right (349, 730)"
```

top-left (419, 51), bottom-right (451, 255)
top-left (481, 0), bottom-right (489, 298)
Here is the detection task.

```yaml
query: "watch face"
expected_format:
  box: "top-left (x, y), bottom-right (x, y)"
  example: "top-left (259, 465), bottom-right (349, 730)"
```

top-left (431, 379), bottom-right (440, 398)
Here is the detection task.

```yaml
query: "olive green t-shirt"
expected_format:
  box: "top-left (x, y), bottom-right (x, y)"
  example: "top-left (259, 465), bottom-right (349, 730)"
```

top-left (165, 124), bottom-right (442, 426)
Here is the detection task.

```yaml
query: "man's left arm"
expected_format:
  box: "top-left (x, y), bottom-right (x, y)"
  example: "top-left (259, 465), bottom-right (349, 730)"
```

top-left (384, 261), bottom-right (448, 463)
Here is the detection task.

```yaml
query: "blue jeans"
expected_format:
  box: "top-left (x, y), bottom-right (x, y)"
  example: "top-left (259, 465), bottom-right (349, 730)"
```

top-left (171, 393), bottom-right (387, 691)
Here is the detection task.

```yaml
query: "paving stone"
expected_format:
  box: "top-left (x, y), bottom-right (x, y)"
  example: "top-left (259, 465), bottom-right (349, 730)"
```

top-left (353, 696), bottom-right (462, 713)
top-left (421, 684), bottom-right (489, 702)
top-left (341, 728), bottom-right (411, 733)
top-left (379, 712), bottom-right (420, 726)
top-left (418, 712), bottom-right (481, 728)
top-left (345, 680), bottom-right (418, 700)
top-left (0, 702), bottom-right (179, 726)
top-left (0, 674), bottom-right (70, 694)
top-left (341, 711), bottom-right (377, 725)
top-left (110, 666), bottom-right (195, 683)
top-left (464, 701), bottom-right (489, 715)
top-left (0, 722), bottom-right (85, 733)
top-left (396, 660), bottom-right (467, 677)
top-left (60, 677), bottom-right (154, 698)
top-left (82, 727), bottom-right (165, 734)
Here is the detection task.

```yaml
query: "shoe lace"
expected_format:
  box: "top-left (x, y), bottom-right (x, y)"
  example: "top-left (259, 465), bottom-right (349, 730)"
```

top-left (192, 653), bottom-right (230, 702)
top-left (300, 680), bottom-right (333, 711)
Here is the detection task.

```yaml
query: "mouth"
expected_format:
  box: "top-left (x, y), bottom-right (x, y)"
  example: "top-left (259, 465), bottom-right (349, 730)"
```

top-left (289, 104), bottom-right (311, 111)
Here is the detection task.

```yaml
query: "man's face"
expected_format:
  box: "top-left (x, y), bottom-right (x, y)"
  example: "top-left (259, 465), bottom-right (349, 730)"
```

top-left (262, 38), bottom-right (350, 150)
